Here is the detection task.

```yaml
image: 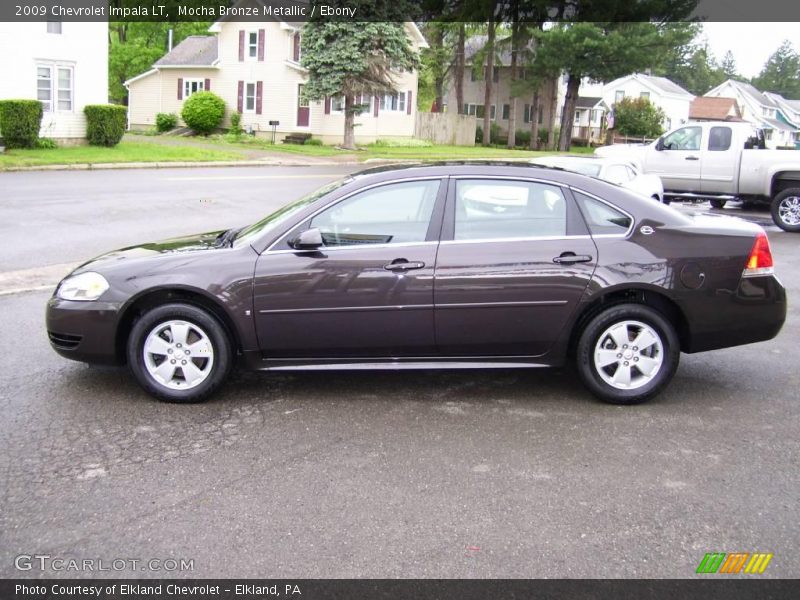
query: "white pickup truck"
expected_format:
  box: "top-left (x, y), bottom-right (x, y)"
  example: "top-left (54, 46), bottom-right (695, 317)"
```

top-left (595, 121), bottom-right (800, 231)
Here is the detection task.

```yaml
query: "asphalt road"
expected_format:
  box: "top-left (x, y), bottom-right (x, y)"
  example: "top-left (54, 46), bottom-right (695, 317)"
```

top-left (0, 167), bottom-right (798, 579)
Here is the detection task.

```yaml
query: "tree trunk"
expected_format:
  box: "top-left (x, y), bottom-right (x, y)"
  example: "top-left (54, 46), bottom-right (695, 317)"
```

top-left (455, 24), bottom-right (465, 114)
top-left (431, 26), bottom-right (444, 112)
top-left (545, 76), bottom-right (558, 150)
top-left (507, 17), bottom-right (520, 148)
top-left (482, 18), bottom-right (496, 147)
top-left (530, 89), bottom-right (541, 150)
top-left (342, 94), bottom-right (356, 150)
top-left (558, 73), bottom-right (581, 152)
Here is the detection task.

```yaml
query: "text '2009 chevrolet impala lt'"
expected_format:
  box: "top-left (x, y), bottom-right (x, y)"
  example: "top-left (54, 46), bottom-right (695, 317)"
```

top-left (46, 163), bottom-right (787, 405)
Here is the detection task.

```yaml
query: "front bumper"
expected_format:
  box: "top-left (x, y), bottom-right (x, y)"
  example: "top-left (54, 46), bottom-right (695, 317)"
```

top-left (46, 296), bottom-right (124, 365)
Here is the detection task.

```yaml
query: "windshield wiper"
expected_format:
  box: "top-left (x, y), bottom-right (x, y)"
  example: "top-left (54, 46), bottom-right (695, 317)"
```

top-left (216, 227), bottom-right (242, 247)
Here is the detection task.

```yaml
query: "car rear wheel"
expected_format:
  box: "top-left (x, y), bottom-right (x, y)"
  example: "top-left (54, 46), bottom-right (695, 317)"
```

top-left (127, 303), bottom-right (233, 403)
top-left (771, 188), bottom-right (800, 232)
top-left (709, 199), bottom-right (726, 209)
top-left (576, 304), bottom-right (680, 405)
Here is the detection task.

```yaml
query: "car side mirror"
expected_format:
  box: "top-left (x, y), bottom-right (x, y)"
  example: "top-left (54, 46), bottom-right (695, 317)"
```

top-left (291, 227), bottom-right (323, 250)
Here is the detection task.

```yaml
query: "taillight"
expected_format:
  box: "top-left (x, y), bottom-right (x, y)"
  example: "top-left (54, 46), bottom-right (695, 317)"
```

top-left (743, 231), bottom-right (774, 277)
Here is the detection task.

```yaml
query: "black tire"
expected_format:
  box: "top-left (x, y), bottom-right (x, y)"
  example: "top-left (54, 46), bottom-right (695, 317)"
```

top-left (661, 196), bottom-right (671, 205)
top-left (127, 303), bottom-right (233, 403)
top-left (770, 188), bottom-right (800, 232)
top-left (709, 198), bottom-right (726, 209)
top-left (576, 304), bottom-right (680, 405)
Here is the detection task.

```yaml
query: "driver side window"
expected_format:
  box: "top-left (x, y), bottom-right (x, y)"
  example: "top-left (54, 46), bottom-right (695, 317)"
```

top-left (662, 126), bottom-right (702, 151)
top-left (309, 180), bottom-right (440, 247)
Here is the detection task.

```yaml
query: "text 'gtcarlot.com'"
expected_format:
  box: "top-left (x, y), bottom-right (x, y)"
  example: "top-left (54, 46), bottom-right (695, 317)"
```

top-left (14, 554), bottom-right (193, 572)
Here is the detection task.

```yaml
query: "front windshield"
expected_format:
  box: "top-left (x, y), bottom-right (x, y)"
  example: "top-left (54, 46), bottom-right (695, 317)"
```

top-left (234, 177), bottom-right (352, 244)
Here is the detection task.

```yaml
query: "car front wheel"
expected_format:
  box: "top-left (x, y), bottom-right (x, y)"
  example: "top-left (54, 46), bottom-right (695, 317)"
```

top-left (576, 304), bottom-right (680, 405)
top-left (709, 199), bottom-right (726, 209)
top-left (771, 188), bottom-right (800, 232)
top-left (127, 303), bottom-right (233, 403)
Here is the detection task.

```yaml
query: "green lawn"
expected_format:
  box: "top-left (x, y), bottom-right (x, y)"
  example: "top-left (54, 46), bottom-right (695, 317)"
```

top-left (0, 141), bottom-right (242, 169)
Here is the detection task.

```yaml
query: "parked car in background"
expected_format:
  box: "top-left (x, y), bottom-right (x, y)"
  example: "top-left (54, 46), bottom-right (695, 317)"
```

top-left (595, 120), bottom-right (800, 231)
top-left (47, 163), bottom-right (786, 406)
top-left (529, 156), bottom-right (665, 203)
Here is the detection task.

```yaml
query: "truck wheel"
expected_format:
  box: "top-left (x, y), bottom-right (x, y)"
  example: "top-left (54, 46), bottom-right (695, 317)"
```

top-left (771, 188), bottom-right (800, 232)
top-left (709, 199), bottom-right (726, 209)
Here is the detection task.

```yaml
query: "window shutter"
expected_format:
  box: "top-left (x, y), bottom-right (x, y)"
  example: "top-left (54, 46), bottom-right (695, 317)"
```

top-left (238, 30), bottom-right (245, 62)
top-left (257, 29), bottom-right (265, 61)
top-left (407, 91), bottom-right (412, 115)
top-left (256, 81), bottom-right (263, 115)
top-left (373, 95), bottom-right (380, 117)
top-left (293, 33), bottom-right (301, 62)
top-left (324, 96), bottom-right (331, 115)
top-left (204, 79), bottom-right (211, 92)
top-left (177, 78), bottom-right (183, 100)
top-left (237, 81), bottom-right (244, 113)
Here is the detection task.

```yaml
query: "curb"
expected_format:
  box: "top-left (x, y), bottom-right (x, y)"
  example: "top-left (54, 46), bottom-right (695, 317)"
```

top-left (1, 159), bottom-right (360, 172)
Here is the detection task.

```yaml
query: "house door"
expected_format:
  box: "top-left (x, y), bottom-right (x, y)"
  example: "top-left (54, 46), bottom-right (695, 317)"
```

top-left (297, 84), bottom-right (310, 127)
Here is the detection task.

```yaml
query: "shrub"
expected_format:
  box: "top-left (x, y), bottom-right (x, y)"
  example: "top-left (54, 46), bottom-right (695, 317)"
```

top-left (304, 138), bottom-right (323, 146)
top-left (514, 129), bottom-right (531, 148)
top-left (0, 99), bottom-right (43, 149)
top-left (372, 138), bottom-right (432, 148)
top-left (84, 104), bottom-right (127, 146)
top-left (229, 111), bottom-right (243, 136)
top-left (35, 137), bottom-right (58, 149)
top-left (613, 97), bottom-right (665, 138)
top-left (155, 112), bottom-right (178, 133)
top-left (475, 126), bottom-right (482, 144)
top-left (181, 91), bottom-right (225, 135)
top-left (475, 123), bottom-right (502, 145)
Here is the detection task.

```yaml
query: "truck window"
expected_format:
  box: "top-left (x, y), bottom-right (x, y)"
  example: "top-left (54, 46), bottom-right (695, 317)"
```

top-left (662, 126), bottom-right (702, 151)
top-left (708, 126), bottom-right (732, 151)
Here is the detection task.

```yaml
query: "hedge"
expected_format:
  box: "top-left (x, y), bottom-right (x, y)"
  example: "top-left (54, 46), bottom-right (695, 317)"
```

top-left (155, 112), bottom-right (178, 133)
top-left (181, 92), bottom-right (225, 135)
top-left (84, 104), bottom-right (127, 146)
top-left (0, 99), bottom-right (43, 149)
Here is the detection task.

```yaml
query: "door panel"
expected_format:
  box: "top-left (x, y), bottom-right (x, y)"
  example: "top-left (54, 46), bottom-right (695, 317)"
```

top-left (644, 125), bottom-right (703, 192)
top-left (253, 244), bottom-right (437, 357)
top-left (434, 179), bottom-right (596, 356)
top-left (253, 178), bottom-right (444, 358)
top-left (701, 125), bottom-right (737, 194)
top-left (297, 84), bottom-right (310, 127)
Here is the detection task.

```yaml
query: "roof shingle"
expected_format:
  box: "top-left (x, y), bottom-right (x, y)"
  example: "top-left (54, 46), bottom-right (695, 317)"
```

top-left (154, 36), bottom-right (218, 67)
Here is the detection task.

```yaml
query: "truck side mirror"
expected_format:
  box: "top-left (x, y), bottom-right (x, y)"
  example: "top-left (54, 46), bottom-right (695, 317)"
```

top-left (655, 138), bottom-right (664, 151)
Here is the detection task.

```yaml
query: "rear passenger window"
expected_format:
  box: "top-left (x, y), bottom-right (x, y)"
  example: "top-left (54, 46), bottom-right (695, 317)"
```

top-left (709, 126), bottom-right (732, 151)
top-left (454, 180), bottom-right (567, 240)
top-left (574, 192), bottom-right (632, 235)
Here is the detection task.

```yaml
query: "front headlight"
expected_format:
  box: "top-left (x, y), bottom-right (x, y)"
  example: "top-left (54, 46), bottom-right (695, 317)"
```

top-left (56, 272), bottom-right (110, 301)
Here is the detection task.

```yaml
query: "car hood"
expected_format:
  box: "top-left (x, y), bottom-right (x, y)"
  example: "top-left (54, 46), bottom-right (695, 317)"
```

top-left (74, 229), bottom-right (227, 272)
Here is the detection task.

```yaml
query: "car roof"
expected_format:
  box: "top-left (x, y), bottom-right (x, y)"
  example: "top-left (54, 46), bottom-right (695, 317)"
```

top-left (348, 160), bottom-right (608, 187)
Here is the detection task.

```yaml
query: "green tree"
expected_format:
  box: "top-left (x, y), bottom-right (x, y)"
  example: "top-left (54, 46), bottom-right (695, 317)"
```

top-left (752, 40), bottom-right (800, 99)
top-left (720, 50), bottom-right (739, 80)
top-left (613, 97), bottom-right (665, 138)
top-left (301, 21), bottom-right (418, 149)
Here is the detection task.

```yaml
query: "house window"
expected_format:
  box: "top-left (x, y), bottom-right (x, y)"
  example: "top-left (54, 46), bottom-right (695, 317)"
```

top-left (37, 66), bottom-right (53, 112)
top-left (291, 32), bottom-right (301, 62)
top-left (37, 64), bottom-right (73, 112)
top-left (538, 110), bottom-right (543, 125)
top-left (247, 31), bottom-right (258, 60)
top-left (523, 104), bottom-right (530, 123)
top-left (574, 110), bottom-right (580, 124)
top-left (46, 21), bottom-right (62, 34)
top-left (615, 90), bottom-right (625, 103)
top-left (57, 67), bottom-right (73, 111)
top-left (380, 93), bottom-right (406, 112)
top-left (183, 79), bottom-right (205, 99)
top-left (244, 82), bottom-right (257, 112)
top-left (332, 96), bottom-right (345, 112)
top-left (493, 67), bottom-right (500, 83)
top-left (502, 104), bottom-right (510, 120)
top-left (640, 91), bottom-right (650, 99)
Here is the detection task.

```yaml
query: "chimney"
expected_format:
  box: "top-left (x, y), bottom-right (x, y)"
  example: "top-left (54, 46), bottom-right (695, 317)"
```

top-left (168, 29), bottom-right (173, 52)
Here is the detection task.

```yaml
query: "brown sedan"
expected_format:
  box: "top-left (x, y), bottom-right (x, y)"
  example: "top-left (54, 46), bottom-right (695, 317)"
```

top-left (46, 163), bottom-right (786, 404)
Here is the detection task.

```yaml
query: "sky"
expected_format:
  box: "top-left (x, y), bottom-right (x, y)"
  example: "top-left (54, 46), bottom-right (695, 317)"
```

top-left (700, 22), bottom-right (800, 79)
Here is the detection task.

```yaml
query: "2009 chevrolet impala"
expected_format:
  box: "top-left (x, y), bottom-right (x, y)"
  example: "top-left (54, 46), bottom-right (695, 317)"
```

top-left (47, 163), bottom-right (786, 404)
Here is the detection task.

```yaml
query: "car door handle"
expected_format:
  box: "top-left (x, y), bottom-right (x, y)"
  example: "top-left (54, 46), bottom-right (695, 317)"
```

top-left (384, 259), bottom-right (425, 271)
top-left (553, 253), bottom-right (593, 264)
top-left (685, 156), bottom-right (700, 161)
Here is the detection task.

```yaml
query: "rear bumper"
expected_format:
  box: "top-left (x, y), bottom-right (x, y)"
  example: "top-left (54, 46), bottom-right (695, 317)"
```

top-left (683, 274), bottom-right (787, 353)
top-left (46, 296), bottom-right (124, 365)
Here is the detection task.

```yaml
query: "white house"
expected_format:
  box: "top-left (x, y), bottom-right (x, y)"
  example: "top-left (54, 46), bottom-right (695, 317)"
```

top-left (600, 73), bottom-right (694, 132)
top-left (763, 92), bottom-right (800, 148)
top-left (705, 79), bottom-right (797, 148)
top-left (125, 5), bottom-right (426, 144)
top-left (0, 21), bottom-right (108, 142)
top-left (572, 96), bottom-right (606, 143)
